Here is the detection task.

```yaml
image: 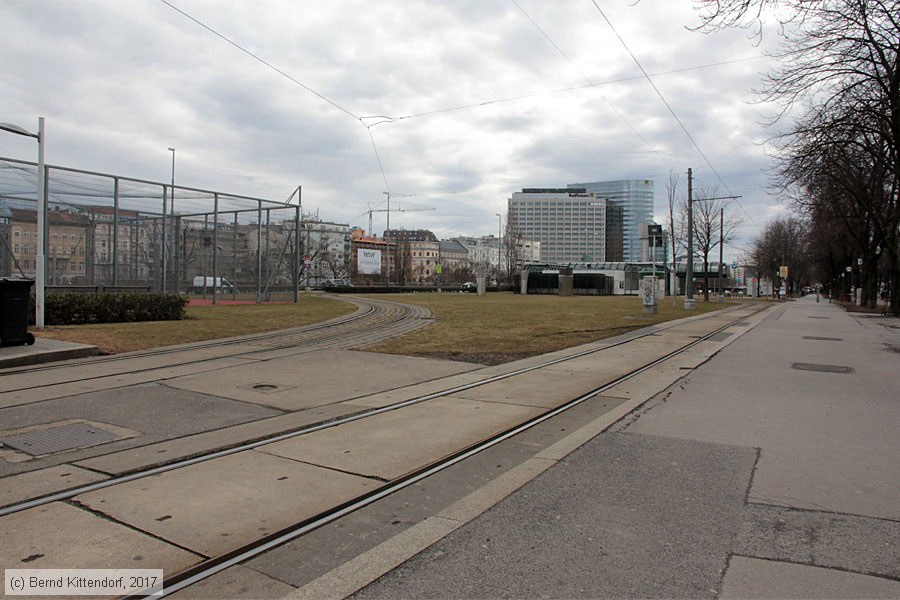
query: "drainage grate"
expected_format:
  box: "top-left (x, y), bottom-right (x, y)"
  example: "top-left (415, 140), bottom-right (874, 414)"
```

top-left (803, 336), bottom-right (843, 341)
top-left (808, 316), bottom-right (831, 319)
top-left (791, 362), bottom-right (854, 374)
top-left (0, 422), bottom-right (120, 456)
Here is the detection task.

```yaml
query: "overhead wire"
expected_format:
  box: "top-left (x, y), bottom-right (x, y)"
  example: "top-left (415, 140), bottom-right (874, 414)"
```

top-left (588, 0), bottom-right (753, 221)
top-left (160, 0), bottom-right (762, 222)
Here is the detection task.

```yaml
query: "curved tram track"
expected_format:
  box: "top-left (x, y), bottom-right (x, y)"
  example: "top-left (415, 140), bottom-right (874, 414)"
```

top-left (0, 300), bottom-right (769, 598)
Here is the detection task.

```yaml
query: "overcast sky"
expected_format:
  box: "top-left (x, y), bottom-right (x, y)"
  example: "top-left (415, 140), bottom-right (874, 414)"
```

top-left (0, 0), bottom-right (791, 262)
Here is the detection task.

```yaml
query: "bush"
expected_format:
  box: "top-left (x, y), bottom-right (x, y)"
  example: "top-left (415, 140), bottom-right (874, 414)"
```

top-left (36, 293), bottom-right (187, 325)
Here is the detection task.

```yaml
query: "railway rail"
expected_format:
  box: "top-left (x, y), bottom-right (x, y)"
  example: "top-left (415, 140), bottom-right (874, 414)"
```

top-left (0, 295), bottom-right (433, 397)
top-left (0, 299), bottom-right (769, 598)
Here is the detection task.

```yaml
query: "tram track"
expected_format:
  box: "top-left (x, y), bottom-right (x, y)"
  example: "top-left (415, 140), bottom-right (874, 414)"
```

top-left (1, 302), bottom-right (763, 520)
top-left (0, 296), bottom-right (433, 396)
top-left (126, 301), bottom-right (768, 598)
top-left (0, 302), bottom-right (769, 600)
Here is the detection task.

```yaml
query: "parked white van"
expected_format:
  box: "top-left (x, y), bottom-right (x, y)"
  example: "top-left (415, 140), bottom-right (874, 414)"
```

top-left (192, 277), bottom-right (235, 292)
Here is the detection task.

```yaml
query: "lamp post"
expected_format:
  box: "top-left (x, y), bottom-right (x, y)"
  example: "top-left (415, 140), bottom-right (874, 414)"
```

top-left (0, 118), bottom-right (45, 328)
top-left (168, 147), bottom-right (177, 293)
top-left (496, 213), bottom-right (502, 286)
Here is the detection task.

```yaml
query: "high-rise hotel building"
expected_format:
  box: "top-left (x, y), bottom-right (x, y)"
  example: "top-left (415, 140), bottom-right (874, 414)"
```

top-left (508, 188), bottom-right (607, 264)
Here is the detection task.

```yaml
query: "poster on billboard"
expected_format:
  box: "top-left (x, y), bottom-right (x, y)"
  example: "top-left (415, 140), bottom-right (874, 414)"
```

top-left (358, 248), bottom-right (382, 274)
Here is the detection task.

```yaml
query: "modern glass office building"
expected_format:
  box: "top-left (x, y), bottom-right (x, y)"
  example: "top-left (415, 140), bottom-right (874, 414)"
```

top-left (568, 179), bottom-right (654, 263)
top-left (508, 188), bottom-right (607, 264)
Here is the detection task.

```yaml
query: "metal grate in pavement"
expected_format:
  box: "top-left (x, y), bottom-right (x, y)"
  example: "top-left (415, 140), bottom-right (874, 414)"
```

top-left (0, 422), bottom-right (120, 456)
top-left (791, 363), bottom-right (854, 374)
top-left (803, 336), bottom-right (843, 341)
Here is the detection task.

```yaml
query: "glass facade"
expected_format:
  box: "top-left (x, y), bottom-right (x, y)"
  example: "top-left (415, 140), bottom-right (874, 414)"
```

top-left (568, 179), bottom-right (654, 263)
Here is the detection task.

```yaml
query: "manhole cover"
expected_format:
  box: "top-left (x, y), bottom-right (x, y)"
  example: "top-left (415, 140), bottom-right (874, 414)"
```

top-left (0, 422), bottom-right (120, 456)
top-left (791, 363), bottom-right (854, 374)
top-left (803, 336), bottom-right (843, 341)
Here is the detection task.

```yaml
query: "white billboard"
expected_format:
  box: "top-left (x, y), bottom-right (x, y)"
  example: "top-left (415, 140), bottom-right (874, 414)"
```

top-left (358, 248), bottom-right (382, 275)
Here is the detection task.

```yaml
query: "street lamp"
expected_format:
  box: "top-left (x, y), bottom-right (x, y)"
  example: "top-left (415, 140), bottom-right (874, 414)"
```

top-left (496, 213), bottom-right (502, 286)
top-left (0, 118), bottom-right (45, 328)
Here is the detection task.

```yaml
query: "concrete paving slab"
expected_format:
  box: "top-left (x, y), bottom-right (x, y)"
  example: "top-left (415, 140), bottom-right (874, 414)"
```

top-left (0, 357), bottom-right (259, 408)
top-left (165, 349), bottom-right (479, 411)
top-left (167, 565), bottom-right (296, 599)
top-left (353, 432), bottom-right (757, 599)
top-left (258, 397), bottom-right (542, 481)
top-left (74, 404), bottom-right (359, 476)
top-left (0, 337), bottom-right (98, 369)
top-left (720, 556), bottom-right (900, 599)
top-left (543, 338), bottom-right (689, 374)
top-left (0, 465), bottom-right (107, 507)
top-left (0, 383), bottom-right (282, 477)
top-left (245, 397), bottom-right (627, 592)
top-left (626, 301), bottom-right (900, 521)
top-left (76, 451), bottom-right (376, 557)
top-left (340, 372), bottom-right (491, 409)
top-left (450, 368), bottom-right (614, 408)
top-left (736, 503), bottom-right (900, 581)
top-left (0, 502), bottom-right (200, 574)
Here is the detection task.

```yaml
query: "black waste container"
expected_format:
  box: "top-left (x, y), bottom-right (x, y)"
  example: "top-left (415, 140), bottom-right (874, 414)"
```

top-left (0, 278), bottom-right (36, 346)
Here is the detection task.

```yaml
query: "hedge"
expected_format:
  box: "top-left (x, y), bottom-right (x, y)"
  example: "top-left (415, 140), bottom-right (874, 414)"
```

top-left (31, 293), bottom-right (187, 325)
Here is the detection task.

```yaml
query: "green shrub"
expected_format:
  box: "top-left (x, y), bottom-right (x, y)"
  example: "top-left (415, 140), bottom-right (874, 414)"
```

top-left (36, 293), bottom-right (187, 325)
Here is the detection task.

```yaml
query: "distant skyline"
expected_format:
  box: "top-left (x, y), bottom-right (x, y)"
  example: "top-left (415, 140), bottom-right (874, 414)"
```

top-left (0, 1), bottom-right (794, 263)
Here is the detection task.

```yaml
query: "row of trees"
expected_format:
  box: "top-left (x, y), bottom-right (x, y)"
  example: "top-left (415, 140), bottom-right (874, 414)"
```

top-left (693, 0), bottom-right (899, 312)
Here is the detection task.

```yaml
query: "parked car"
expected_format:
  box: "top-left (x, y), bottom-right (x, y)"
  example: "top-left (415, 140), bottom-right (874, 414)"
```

top-left (459, 282), bottom-right (477, 293)
top-left (323, 278), bottom-right (353, 288)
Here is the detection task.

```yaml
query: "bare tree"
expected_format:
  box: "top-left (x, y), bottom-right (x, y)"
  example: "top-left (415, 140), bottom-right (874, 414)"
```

top-left (688, 187), bottom-right (744, 301)
top-left (665, 171), bottom-right (684, 298)
top-left (693, 0), bottom-right (900, 312)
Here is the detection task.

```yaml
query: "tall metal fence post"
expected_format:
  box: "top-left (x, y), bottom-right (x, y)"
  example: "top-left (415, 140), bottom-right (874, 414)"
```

top-left (264, 207), bottom-right (271, 299)
top-left (213, 193), bottom-right (219, 305)
top-left (256, 200), bottom-right (262, 304)
top-left (232, 211), bottom-right (238, 301)
top-left (162, 185), bottom-right (168, 293)
top-left (112, 177), bottom-right (119, 286)
top-left (293, 202), bottom-right (300, 303)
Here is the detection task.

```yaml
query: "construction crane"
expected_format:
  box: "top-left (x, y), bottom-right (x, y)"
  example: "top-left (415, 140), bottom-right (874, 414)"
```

top-left (367, 204), bottom-right (435, 237)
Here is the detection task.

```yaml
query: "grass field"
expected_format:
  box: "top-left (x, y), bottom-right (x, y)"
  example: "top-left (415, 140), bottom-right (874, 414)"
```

top-left (364, 293), bottom-right (731, 364)
top-left (35, 292), bottom-right (737, 361)
top-left (36, 295), bottom-right (356, 354)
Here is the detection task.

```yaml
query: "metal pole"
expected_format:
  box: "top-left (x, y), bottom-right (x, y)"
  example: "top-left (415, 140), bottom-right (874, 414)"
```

top-left (232, 211), bottom-right (238, 301)
top-left (257, 201), bottom-right (263, 303)
top-left (168, 148), bottom-right (178, 294)
top-left (386, 193), bottom-right (391, 286)
top-left (161, 186), bottom-right (168, 293)
top-left (112, 177), bottom-right (119, 286)
top-left (35, 117), bottom-right (45, 328)
top-left (213, 193), bottom-right (219, 305)
top-left (684, 168), bottom-right (695, 310)
top-left (294, 189), bottom-right (301, 302)
top-left (497, 213), bottom-right (502, 287)
top-left (265, 208), bottom-right (271, 297)
top-left (718, 207), bottom-right (724, 299)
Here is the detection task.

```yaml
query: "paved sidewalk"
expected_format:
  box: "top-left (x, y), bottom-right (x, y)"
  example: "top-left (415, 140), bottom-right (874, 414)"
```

top-left (344, 297), bottom-right (900, 598)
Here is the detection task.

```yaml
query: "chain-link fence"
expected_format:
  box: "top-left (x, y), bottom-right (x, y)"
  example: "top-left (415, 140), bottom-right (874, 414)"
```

top-left (0, 157), bottom-right (306, 300)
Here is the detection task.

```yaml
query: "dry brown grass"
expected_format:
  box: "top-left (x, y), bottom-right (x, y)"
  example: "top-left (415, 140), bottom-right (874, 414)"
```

top-left (35, 291), bottom-right (744, 361)
top-left (36, 296), bottom-right (356, 354)
top-left (364, 292), bottom-right (733, 364)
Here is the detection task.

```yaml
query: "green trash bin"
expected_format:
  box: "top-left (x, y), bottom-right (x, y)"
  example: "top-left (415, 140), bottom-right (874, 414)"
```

top-left (0, 278), bottom-right (36, 346)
